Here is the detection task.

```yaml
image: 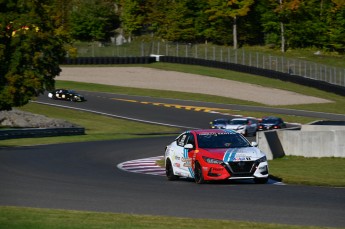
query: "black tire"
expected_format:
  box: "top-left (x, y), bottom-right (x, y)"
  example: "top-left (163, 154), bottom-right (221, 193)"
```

top-left (166, 159), bottom-right (179, 181)
top-left (254, 177), bottom-right (268, 184)
top-left (194, 162), bottom-right (205, 184)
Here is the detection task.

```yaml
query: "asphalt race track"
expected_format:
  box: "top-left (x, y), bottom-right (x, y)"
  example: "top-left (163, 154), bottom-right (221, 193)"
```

top-left (1, 91), bottom-right (345, 228)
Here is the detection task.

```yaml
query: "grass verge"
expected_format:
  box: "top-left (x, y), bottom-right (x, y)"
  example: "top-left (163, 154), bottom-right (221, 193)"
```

top-left (0, 206), bottom-right (333, 229)
top-left (0, 103), bottom-right (180, 147)
top-left (268, 156), bottom-right (345, 187)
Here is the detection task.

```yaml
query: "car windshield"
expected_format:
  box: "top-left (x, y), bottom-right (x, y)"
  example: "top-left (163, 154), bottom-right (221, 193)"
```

top-left (197, 132), bottom-right (251, 149)
top-left (229, 120), bottom-right (246, 125)
top-left (213, 120), bottom-right (227, 125)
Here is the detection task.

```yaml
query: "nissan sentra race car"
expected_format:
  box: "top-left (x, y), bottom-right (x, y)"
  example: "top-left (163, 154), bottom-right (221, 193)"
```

top-left (164, 129), bottom-right (269, 184)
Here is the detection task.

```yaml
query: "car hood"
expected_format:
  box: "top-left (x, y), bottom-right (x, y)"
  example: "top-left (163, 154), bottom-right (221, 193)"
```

top-left (201, 147), bottom-right (265, 162)
top-left (213, 124), bottom-right (226, 128)
top-left (225, 124), bottom-right (244, 129)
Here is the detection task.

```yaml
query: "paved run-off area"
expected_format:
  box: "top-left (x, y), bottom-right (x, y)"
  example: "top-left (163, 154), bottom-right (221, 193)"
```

top-left (58, 66), bottom-right (331, 106)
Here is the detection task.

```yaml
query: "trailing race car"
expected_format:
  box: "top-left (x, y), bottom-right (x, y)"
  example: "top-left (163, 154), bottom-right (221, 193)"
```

top-left (164, 129), bottom-right (269, 184)
top-left (48, 89), bottom-right (86, 102)
top-left (210, 118), bottom-right (231, 129)
top-left (258, 116), bottom-right (286, 131)
top-left (225, 118), bottom-right (258, 136)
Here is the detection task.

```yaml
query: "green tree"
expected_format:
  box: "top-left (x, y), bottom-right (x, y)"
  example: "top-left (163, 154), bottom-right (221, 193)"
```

top-left (144, 0), bottom-right (203, 43)
top-left (0, 0), bottom-right (66, 111)
top-left (206, 0), bottom-right (254, 49)
top-left (118, 0), bottom-right (144, 42)
top-left (324, 0), bottom-right (345, 53)
top-left (162, 0), bottom-right (197, 42)
top-left (69, 0), bottom-right (119, 41)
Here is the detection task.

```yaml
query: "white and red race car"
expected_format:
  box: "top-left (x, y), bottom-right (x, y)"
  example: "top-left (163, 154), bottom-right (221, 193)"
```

top-left (164, 129), bottom-right (269, 184)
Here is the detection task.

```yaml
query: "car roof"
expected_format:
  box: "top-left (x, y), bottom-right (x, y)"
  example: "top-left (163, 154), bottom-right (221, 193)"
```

top-left (231, 118), bottom-right (248, 121)
top-left (189, 129), bottom-right (237, 135)
top-left (262, 116), bottom-right (280, 120)
top-left (213, 118), bottom-right (230, 121)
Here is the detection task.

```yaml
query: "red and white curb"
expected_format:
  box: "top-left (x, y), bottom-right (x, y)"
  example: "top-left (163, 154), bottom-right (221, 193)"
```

top-left (117, 156), bottom-right (165, 176)
top-left (117, 156), bottom-right (285, 185)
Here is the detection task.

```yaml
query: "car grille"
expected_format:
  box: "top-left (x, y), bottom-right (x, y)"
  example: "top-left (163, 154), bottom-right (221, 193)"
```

top-left (227, 161), bottom-right (255, 175)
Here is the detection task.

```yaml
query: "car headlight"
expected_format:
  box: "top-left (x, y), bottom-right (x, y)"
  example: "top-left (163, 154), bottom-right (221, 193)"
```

top-left (257, 156), bottom-right (267, 163)
top-left (202, 156), bottom-right (223, 164)
top-left (237, 125), bottom-right (245, 130)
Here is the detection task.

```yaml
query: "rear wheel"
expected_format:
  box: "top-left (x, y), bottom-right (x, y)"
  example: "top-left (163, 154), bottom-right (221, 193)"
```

top-left (166, 159), bottom-right (178, 181)
top-left (194, 162), bottom-right (205, 184)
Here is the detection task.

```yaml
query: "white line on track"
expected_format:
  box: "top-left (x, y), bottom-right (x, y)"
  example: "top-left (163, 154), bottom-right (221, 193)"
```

top-left (33, 101), bottom-right (197, 129)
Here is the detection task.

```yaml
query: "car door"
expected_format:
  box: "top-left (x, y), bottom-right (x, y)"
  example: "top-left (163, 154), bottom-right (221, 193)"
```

top-left (173, 132), bottom-right (195, 178)
top-left (248, 119), bottom-right (258, 135)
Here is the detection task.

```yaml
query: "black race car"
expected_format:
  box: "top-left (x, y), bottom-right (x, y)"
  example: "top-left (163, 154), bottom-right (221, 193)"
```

top-left (48, 89), bottom-right (86, 102)
top-left (258, 116), bottom-right (286, 130)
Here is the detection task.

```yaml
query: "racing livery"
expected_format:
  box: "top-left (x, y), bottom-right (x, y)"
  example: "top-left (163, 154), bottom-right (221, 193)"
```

top-left (164, 129), bottom-right (269, 184)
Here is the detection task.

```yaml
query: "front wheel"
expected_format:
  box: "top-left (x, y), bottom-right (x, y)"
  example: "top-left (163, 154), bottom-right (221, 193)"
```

top-left (194, 162), bottom-right (205, 184)
top-left (166, 159), bottom-right (179, 181)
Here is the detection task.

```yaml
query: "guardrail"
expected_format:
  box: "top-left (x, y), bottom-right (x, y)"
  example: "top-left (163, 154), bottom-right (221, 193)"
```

top-left (0, 127), bottom-right (85, 140)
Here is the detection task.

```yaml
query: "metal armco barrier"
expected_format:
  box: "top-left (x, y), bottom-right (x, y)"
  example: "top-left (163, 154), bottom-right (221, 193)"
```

top-left (0, 127), bottom-right (85, 140)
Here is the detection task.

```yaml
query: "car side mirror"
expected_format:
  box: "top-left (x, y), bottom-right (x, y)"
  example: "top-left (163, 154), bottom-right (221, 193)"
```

top-left (251, 142), bottom-right (258, 147)
top-left (184, 144), bottom-right (194, 149)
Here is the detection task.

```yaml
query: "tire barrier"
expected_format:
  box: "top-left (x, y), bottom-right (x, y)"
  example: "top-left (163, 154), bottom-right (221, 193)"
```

top-left (63, 56), bottom-right (156, 65)
top-left (0, 127), bottom-right (85, 140)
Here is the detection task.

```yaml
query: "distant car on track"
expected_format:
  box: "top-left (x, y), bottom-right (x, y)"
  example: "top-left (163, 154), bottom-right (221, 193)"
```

top-left (210, 118), bottom-right (231, 129)
top-left (258, 116), bottom-right (286, 131)
top-left (48, 89), bottom-right (86, 102)
top-left (164, 129), bottom-right (269, 184)
top-left (225, 118), bottom-right (258, 136)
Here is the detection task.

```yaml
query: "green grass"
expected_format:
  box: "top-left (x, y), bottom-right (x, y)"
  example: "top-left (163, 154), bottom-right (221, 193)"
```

top-left (156, 156), bottom-right (345, 187)
top-left (0, 206), bottom-right (334, 229)
top-left (0, 103), bottom-right (180, 147)
top-left (269, 156), bottom-right (345, 187)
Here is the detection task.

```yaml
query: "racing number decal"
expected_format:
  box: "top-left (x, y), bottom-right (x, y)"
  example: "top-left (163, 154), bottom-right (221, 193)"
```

top-left (184, 148), bottom-right (194, 178)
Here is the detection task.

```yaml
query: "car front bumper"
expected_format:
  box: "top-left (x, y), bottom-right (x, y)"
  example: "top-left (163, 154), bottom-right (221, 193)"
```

top-left (200, 161), bottom-right (269, 181)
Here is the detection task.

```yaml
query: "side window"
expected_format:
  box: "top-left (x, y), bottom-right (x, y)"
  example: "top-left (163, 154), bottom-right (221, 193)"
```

top-left (176, 134), bottom-right (187, 147)
top-left (186, 133), bottom-right (195, 146)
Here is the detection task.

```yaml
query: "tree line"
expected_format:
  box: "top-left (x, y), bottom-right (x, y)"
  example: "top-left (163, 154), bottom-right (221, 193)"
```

top-left (65, 0), bottom-right (345, 53)
top-left (0, 0), bottom-right (344, 110)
